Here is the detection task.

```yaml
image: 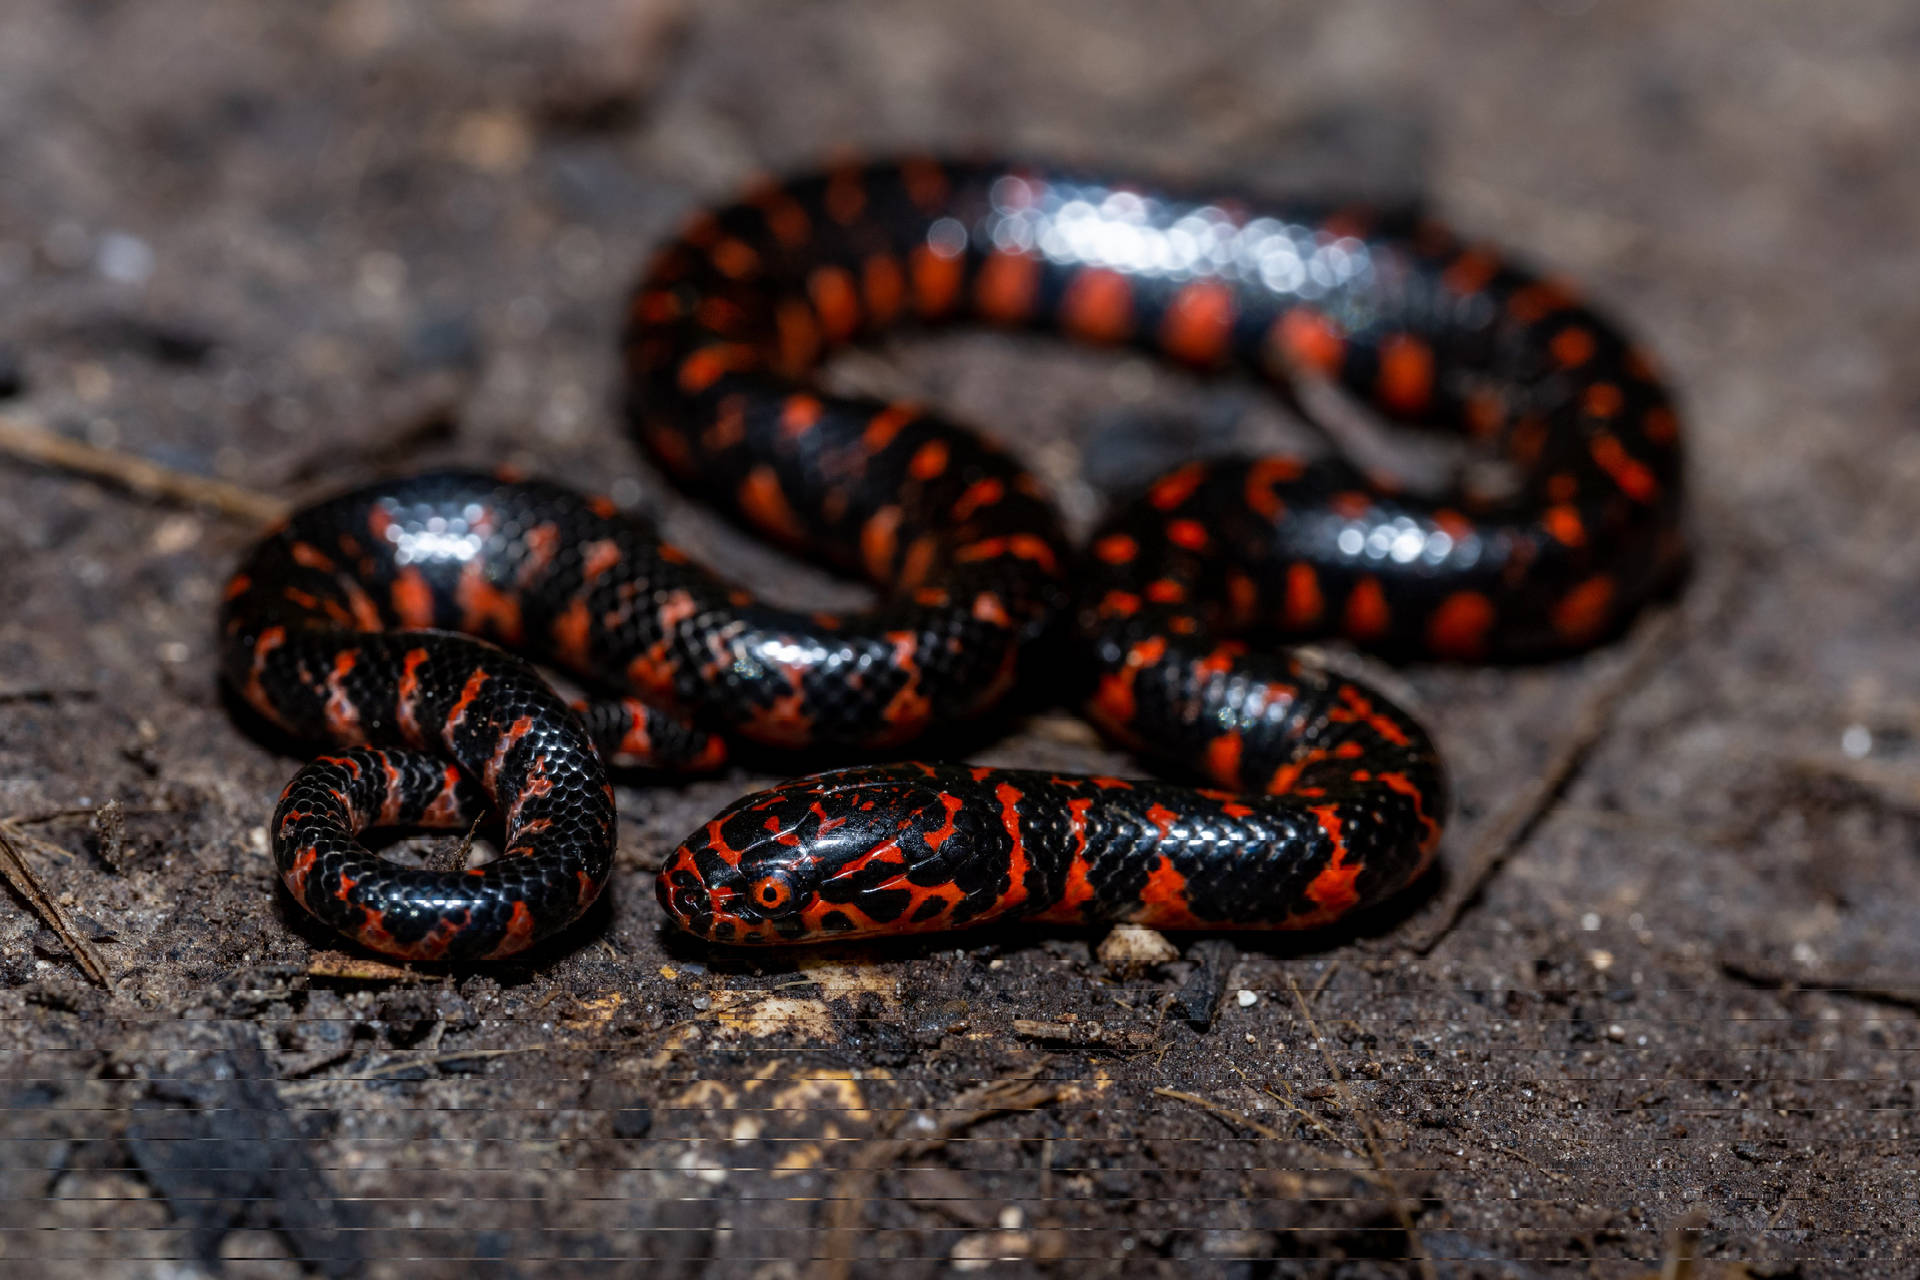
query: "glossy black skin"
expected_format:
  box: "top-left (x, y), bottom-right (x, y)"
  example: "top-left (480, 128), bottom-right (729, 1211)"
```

top-left (222, 478), bottom-right (629, 960)
top-left (219, 455), bottom-right (1065, 960)
top-left (660, 700), bottom-right (1442, 945)
top-left (638, 159), bottom-right (1681, 944)
top-left (629, 160), bottom-right (1683, 664)
top-left (224, 158), bottom-right (1684, 957)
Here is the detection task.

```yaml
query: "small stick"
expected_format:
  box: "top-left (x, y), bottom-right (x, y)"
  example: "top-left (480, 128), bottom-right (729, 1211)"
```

top-left (1305, 960), bottom-right (1340, 1006)
top-left (817, 1064), bottom-right (1057, 1280)
top-left (0, 819), bottom-right (114, 988)
top-left (0, 686), bottom-right (97, 704)
top-left (305, 951), bottom-right (423, 983)
top-left (280, 1043), bottom-right (560, 1091)
top-left (1659, 1210), bottom-right (1705, 1280)
top-left (1473, 1136), bottom-right (1571, 1185)
top-left (1152, 1086), bottom-right (1287, 1141)
top-left (11, 808), bottom-right (108, 825)
top-left (0, 412), bottom-right (288, 525)
top-left (428, 811), bottom-right (489, 873)
top-left (1158, 1080), bottom-right (1389, 1191)
top-left (1790, 754), bottom-right (1920, 811)
top-left (1258, 1085), bottom-right (1353, 1150)
top-left (1219, 1056), bottom-right (1355, 1151)
top-left (1718, 957), bottom-right (1920, 1014)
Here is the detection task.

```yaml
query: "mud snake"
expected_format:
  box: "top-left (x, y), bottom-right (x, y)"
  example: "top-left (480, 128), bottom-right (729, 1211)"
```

top-left (220, 159), bottom-right (1685, 960)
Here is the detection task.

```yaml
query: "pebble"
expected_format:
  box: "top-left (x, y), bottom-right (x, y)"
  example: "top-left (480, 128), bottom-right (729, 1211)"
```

top-left (95, 231), bottom-right (155, 285)
top-left (1097, 923), bottom-right (1179, 976)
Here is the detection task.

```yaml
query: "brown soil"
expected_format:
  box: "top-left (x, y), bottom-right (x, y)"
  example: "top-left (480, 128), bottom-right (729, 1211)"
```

top-left (2, 2), bottom-right (1916, 1276)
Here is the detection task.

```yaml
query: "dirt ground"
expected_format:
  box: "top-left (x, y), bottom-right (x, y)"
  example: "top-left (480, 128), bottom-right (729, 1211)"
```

top-left (2, 2), bottom-right (1918, 1276)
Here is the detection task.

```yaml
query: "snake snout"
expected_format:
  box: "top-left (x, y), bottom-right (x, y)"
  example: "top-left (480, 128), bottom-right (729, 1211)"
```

top-left (655, 857), bottom-right (715, 936)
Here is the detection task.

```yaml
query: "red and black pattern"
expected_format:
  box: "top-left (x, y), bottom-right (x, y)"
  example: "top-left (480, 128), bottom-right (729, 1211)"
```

top-left (640, 159), bottom-right (1683, 944)
top-left (219, 458), bottom-right (1059, 959)
top-left (220, 478), bottom-right (626, 961)
top-left (223, 158), bottom-right (1684, 957)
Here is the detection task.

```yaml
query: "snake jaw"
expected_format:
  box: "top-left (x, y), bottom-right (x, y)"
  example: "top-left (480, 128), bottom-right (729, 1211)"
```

top-left (656, 767), bottom-right (969, 944)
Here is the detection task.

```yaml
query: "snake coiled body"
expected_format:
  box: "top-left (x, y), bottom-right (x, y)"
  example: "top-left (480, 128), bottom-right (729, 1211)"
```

top-left (221, 159), bottom-right (1683, 957)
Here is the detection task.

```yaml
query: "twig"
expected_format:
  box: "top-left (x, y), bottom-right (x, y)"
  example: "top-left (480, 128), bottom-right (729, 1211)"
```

top-left (0, 820), bottom-right (73, 863)
top-left (1289, 975), bottom-right (1434, 1280)
top-left (0, 685), bottom-right (97, 704)
top-left (817, 1062), bottom-right (1058, 1280)
top-left (1718, 956), bottom-right (1920, 1014)
top-left (1306, 960), bottom-right (1340, 1006)
top-left (10, 807), bottom-right (109, 826)
top-left (1152, 1086), bottom-right (1287, 1141)
top-left (1219, 1057), bottom-right (1354, 1151)
top-left (91, 799), bottom-right (126, 868)
top-left (280, 1043), bottom-right (557, 1091)
top-left (304, 951), bottom-right (425, 983)
top-left (1012, 1017), bottom-right (1156, 1053)
top-left (1659, 1210), bottom-right (1705, 1280)
top-left (0, 819), bottom-right (114, 988)
top-left (1167, 1074), bottom-right (1390, 1173)
top-left (0, 411), bottom-right (288, 524)
top-left (1408, 603), bottom-right (1682, 955)
top-left (427, 811), bottom-right (488, 873)
top-left (1474, 1136), bottom-right (1571, 1185)
top-left (276, 1041), bottom-right (360, 1082)
top-left (1789, 753), bottom-right (1920, 812)
top-left (1258, 1085), bottom-right (1356, 1150)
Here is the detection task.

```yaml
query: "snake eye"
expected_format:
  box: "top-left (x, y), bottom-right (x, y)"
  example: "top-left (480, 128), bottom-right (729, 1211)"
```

top-left (751, 874), bottom-right (794, 912)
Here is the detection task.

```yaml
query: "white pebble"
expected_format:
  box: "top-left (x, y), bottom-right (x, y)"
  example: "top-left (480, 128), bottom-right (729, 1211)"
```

top-left (96, 231), bottom-right (155, 285)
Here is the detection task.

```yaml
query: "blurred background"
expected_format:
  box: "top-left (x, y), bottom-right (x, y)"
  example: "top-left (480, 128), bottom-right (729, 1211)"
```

top-left (2, 2), bottom-right (1917, 1276)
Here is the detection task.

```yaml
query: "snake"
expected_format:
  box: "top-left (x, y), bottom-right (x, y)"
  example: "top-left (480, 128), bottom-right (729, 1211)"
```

top-left (219, 158), bottom-right (1684, 958)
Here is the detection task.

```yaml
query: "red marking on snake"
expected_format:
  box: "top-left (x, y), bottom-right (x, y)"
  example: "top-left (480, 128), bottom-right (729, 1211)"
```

top-left (228, 161), bottom-right (1679, 958)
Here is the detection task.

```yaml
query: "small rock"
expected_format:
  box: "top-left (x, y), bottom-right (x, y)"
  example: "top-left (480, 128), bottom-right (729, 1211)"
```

top-left (952, 1229), bottom-right (1032, 1270)
top-left (0, 345), bottom-right (22, 399)
top-left (95, 231), bottom-right (155, 285)
top-left (1097, 923), bottom-right (1179, 977)
top-left (612, 1104), bottom-right (653, 1140)
top-left (1175, 939), bottom-right (1236, 1031)
top-left (449, 107), bottom-right (533, 175)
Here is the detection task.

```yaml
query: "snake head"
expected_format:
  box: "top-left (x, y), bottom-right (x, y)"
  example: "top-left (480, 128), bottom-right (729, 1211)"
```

top-left (655, 764), bottom-right (988, 944)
